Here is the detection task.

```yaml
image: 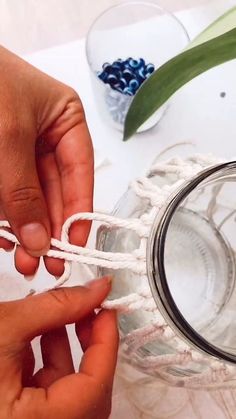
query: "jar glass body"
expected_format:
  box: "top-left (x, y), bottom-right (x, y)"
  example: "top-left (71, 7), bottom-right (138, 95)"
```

top-left (97, 158), bottom-right (236, 387)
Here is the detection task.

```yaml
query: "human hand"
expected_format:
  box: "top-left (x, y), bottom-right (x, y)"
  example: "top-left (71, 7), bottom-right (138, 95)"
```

top-left (0, 276), bottom-right (118, 419)
top-left (0, 46), bottom-right (94, 277)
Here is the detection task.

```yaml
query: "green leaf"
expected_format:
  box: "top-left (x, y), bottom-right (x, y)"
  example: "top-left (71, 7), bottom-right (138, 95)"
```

top-left (124, 7), bottom-right (236, 141)
top-left (124, 28), bottom-right (236, 140)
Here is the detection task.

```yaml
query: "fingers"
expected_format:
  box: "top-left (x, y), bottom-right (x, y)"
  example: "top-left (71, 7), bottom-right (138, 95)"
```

top-left (0, 276), bottom-right (111, 342)
top-left (22, 343), bottom-right (35, 387)
top-left (76, 311), bottom-right (96, 352)
top-left (36, 99), bottom-right (94, 275)
top-left (32, 327), bottom-right (74, 388)
top-left (15, 245), bottom-right (39, 276)
top-left (78, 310), bottom-right (118, 384)
top-left (0, 207), bottom-right (40, 277)
top-left (36, 152), bottom-right (64, 277)
top-left (0, 123), bottom-right (51, 257)
top-left (56, 115), bottom-right (94, 247)
top-left (45, 310), bottom-right (118, 419)
top-left (40, 97), bottom-right (94, 248)
top-left (36, 151), bottom-right (63, 240)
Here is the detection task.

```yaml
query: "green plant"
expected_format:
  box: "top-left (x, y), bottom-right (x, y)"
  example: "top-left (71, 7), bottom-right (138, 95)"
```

top-left (124, 7), bottom-right (236, 141)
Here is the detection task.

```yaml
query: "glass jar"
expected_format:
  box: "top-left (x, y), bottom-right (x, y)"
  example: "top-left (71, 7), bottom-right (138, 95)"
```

top-left (97, 155), bottom-right (236, 388)
top-left (85, 1), bottom-right (189, 132)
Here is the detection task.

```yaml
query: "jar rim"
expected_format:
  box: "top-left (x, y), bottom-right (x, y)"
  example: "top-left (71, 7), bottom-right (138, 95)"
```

top-left (147, 160), bottom-right (236, 364)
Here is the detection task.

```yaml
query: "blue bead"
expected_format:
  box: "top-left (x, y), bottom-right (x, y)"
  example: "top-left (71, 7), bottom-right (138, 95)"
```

top-left (104, 64), bottom-right (113, 74)
top-left (123, 69), bottom-right (134, 81)
top-left (129, 79), bottom-right (140, 91)
top-left (137, 67), bottom-right (146, 82)
top-left (129, 58), bottom-right (144, 69)
top-left (129, 58), bottom-right (138, 69)
top-left (139, 58), bottom-right (145, 68)
top-left (102, 62), bottom-right (110, 70)
top-left (123, 87), bottom-right (133, 96)
top-left (107, 74), bottom-right (118, 86)
top-left (112, 60), bottom-right (124, 71)
top-left (124, 58), bottom-right (132, 69)
top-left (98, 71), bottom-right (108, 82)
top-left (119, 77), bottom-right (128, 89)
top-left (146, 63), bottom-right (155, 74)
top-left (112, 68), bottom-right (122, 79)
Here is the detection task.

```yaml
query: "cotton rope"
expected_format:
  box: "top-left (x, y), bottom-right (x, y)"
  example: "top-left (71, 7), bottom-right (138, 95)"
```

top-left (0, 153), bottom-right (236, 389)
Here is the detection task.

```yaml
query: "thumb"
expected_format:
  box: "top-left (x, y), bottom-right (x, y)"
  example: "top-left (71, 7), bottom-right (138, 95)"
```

top-left (0, 129), bottom-right (50, 256)
top-left (1, 277), bottom-right (111, 343)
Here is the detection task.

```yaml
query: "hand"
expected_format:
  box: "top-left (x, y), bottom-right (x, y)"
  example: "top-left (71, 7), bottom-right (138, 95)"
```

top-left (0, 46), bottom-right (94, 277)
top-left (0, 276), bottom-right (118, 419)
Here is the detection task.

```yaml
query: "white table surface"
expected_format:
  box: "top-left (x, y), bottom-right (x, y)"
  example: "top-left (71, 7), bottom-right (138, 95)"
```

top-left (1, 1), bottom-right (236, 418)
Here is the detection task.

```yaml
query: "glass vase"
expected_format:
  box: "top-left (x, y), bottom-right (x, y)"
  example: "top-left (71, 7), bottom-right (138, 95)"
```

top-left (97, 155), bottom-right (236, 388)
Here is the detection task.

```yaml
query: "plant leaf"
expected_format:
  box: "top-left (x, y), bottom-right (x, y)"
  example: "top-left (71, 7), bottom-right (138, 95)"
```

top-left (124, 28), bottom-right (236, 140)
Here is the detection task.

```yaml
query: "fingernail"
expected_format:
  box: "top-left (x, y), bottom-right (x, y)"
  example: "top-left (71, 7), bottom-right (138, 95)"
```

top-left (20, 223), bottom-right (49, 255)
top-left (4, 247), bottom-right (13, 253)
top-left (24, 275), bottom-right (35, 282)
top-left (86, 276), bottom-right (112, 289)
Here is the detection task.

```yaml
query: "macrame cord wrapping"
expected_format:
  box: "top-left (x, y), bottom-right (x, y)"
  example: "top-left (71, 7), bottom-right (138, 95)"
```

top-left (0, 153), bottom-right (236, 388)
